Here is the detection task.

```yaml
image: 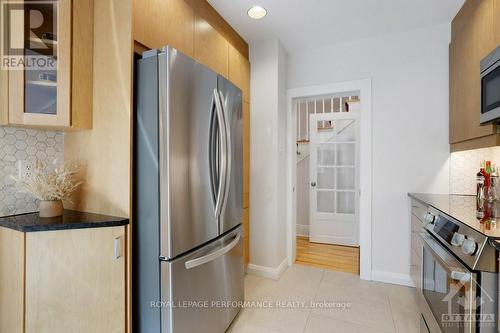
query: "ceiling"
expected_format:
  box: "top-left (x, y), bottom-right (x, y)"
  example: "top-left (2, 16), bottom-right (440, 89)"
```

top-left (207, 0), bottom-right (465, 53)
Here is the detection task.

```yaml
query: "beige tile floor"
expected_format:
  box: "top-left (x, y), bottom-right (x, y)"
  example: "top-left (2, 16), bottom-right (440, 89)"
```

top-left (228, 264), bottom-right (420, 333)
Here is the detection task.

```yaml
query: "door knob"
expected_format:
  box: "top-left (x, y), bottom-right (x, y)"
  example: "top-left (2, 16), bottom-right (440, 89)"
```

top-left (311, 182), bottom-right (316, 187)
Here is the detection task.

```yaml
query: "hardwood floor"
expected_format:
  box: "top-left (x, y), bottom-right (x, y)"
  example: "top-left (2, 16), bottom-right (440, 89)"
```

top-left (295, 236), bottom-right (359, 274)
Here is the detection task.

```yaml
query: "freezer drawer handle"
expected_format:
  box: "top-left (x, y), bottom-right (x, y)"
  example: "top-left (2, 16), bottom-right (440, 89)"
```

top-left (185, 233), bottom-right (241, 269)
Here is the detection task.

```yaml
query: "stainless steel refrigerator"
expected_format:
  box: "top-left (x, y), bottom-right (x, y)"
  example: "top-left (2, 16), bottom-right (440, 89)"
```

top-left (134, 46), bottom-right (244, 333)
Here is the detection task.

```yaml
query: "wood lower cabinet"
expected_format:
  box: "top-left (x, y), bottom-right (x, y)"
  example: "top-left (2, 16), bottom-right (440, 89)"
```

top-left (0, 226), bottom-right (126, 333)
top-left (0, 227), bottom-right (25, 333)
top-left (449, 0), bottom-right (500, 151)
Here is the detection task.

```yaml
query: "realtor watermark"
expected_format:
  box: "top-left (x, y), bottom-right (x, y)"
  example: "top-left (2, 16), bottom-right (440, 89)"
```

top-left (150, 300), bottom-right (351, 310)
top-left (439, 274), bottom-right (496, 328)
top-left (1, 0), bottom-right (57, 70)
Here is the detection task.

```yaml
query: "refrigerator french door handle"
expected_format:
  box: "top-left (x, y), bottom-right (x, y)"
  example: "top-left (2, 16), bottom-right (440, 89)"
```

top-left (208, 94), bottom-right (218, 204)
top-left (213, 89), bottom-right (227, 221)
top-left (218, 90), bottom-right (232, 215)
top-left (184, 233), bottom-right (241, 269)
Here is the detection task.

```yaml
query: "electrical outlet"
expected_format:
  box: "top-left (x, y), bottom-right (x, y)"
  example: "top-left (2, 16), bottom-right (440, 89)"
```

top-left (18, 160), bottom-right (33, 180)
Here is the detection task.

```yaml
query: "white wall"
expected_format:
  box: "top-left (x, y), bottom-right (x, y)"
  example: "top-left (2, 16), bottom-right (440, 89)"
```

top-left (249, 39), bottom-right (288, 272)
top-left (287, 23), bottom-right (451, 283)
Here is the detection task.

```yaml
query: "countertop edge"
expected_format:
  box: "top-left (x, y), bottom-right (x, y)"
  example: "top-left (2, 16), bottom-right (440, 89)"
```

top-left (407, 192), bottom-right (500, 239)
top-left (407, 193), bottom-right (428, 204)
top-left (0, 210), bottom-right (130, 233)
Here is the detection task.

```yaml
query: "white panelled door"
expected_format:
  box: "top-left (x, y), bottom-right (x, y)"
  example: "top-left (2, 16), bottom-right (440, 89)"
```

top-left (309, 111), bottom-right (359, 246)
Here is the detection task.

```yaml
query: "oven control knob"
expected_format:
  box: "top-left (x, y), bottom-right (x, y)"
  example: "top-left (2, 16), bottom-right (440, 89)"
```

top-left (462, 238), bottom-right (478, 255)
top-left (424, 213), bottom-right (435, 224)
top-left (451, 233), bottom-right (465, 247)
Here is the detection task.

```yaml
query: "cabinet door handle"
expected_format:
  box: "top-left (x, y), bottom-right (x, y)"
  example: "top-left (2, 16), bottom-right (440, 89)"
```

top-left (114, 237), bottom-right (122, 259)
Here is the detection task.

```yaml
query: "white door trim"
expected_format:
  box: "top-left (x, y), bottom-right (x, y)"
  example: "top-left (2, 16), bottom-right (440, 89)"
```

top-left (286, 78), bottom-right (372, 281)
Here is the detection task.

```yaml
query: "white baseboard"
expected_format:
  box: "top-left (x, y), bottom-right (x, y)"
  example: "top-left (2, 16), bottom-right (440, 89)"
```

top-left (246, 258), bottom-right (288, 281)
top-left (296, 224), bottom-right (309, 237)
top-left (371, 270), bottom-right (415, 287)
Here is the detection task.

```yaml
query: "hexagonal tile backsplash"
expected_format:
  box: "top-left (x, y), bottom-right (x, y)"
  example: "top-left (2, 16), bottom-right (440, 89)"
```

top-left (450, 146), bottom-right (500, 195)
top-left (0, 127), bottom-right (63, 216)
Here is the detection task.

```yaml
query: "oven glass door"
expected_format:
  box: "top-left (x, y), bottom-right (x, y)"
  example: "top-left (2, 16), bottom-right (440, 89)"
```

top-left (482, 64), bottom-right (500, 115)
top-left (422, 234), bottom-right (475, 333)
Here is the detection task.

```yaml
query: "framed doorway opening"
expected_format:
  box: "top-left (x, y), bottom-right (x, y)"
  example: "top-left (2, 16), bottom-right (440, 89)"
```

top-left (286, 79), bottom-right (372, 280)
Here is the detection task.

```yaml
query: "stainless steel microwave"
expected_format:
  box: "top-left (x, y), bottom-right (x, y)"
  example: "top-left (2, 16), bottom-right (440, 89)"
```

top-left (480, 45), bottom-right (500, 124)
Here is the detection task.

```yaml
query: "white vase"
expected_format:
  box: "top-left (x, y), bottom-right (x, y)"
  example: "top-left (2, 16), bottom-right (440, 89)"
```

top-left (39, 200), bottom-right (64, 218)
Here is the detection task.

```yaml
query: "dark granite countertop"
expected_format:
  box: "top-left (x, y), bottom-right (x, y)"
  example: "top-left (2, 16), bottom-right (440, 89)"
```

top-left (0, 210), bottom-right (129, 232)
top-left (408, 193), bottom-right (500, 239)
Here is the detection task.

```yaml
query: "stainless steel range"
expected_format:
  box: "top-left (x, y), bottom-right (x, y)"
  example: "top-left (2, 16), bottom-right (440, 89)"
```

top-left (420, 207), bottom-right (498, 333)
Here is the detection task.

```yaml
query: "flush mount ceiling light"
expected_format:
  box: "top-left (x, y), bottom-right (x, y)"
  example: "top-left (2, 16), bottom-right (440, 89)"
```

top-left (247, 6), bottom-right (267, 20)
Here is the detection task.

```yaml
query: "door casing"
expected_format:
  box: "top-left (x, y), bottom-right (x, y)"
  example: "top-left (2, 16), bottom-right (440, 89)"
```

top-left (286, 78), bottom-right (372, 280)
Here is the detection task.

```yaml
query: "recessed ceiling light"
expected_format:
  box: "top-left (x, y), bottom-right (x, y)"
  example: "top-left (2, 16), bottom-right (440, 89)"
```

top-left (247, 6), bottom-right (267, 20)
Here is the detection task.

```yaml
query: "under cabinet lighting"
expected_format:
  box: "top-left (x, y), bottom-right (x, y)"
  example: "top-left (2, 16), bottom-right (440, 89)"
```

top-left (247, 6), bottom-right (267, 20)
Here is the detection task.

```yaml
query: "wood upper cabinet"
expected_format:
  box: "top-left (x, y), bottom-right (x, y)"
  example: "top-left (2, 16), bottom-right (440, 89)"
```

top-left (133, 0), bottom-right (194, 56)
top-left (1, 0), bottom-right (93, 129)
top-left (0, 226), bottom-right (126, 333)
top-left (194, 15), bottom-right (229, 78)
top-left (449, 0), bottom-right (498, 149)
top-left (229, 45), bottom-right (250, 103)
top-left (0, 58), bottom-right (7, 125)
top-left (449, 41), bottom-right (464, 143)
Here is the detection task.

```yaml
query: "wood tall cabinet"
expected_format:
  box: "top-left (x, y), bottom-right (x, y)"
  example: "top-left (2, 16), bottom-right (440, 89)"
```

top-left (496, 0), bottom-right (500, 45)
top-left (449, 0), bottom-right (500, 151)
top-left (0, 0), bottom-right (93, 129)
top-left (194, 16), bottom-right (230, 77)
top-left (133, 0), bottom-right (194, 57)
top-left (133, 0), bottom-right (251, 265)
top-left (0, 226), bottom-right (126, 333)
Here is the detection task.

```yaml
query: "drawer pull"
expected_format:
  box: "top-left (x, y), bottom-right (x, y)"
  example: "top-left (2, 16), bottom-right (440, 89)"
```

top-left (114, 237), bottom-right (122, 259)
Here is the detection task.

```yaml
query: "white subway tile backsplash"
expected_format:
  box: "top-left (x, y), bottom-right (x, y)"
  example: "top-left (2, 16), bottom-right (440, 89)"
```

top-left (0, 127), bottom-right (63, 216)
top-left (449, 146), bottom-right (500, 195)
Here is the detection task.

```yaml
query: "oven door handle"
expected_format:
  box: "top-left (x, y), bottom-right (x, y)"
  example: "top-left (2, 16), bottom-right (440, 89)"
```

top-left (420, 232), bottom-right (470, 279)
top-left (488, 238), bottom-right (500, 252)
top-left (450, 270), bottom-right (471, 282)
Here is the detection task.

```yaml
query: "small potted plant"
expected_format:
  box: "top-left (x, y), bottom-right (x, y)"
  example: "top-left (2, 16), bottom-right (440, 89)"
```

top-left (13, 160), bottom-right (81, 217)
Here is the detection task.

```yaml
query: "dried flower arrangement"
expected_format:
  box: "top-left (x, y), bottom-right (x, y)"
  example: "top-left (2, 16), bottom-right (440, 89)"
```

top-left (11, 160), bottom-right (82, 217)
top-left (12, 160), bottom-right (82, 201)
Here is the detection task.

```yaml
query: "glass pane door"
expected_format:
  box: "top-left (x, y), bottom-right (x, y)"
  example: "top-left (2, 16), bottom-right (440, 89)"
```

top-left (316, 119), bottom-right (356, 215)
top-left (24, 1), bottom-right (58, 114)
top-left (309, 111), bottom-right (359, 246)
